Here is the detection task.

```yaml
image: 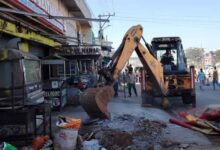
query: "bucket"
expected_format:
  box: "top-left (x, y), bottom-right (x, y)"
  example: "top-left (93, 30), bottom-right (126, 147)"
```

top-left (54, 128), bottom-right (78, 150)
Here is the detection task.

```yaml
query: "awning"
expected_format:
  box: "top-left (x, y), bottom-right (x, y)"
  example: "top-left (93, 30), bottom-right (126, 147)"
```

top-left (0, 49), bottom-right (39, 61)
top-left (41, 55), bottom-right (67, 65)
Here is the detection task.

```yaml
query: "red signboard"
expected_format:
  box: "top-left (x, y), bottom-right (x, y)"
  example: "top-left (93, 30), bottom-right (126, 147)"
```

top-left (7, 0), bottom-right (65, 34)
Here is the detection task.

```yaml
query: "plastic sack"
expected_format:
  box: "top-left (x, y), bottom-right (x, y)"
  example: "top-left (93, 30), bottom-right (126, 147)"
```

top-left (0, 142), bottom-right (17, 150)
top-left (31, 135), bottom-right (49, 150)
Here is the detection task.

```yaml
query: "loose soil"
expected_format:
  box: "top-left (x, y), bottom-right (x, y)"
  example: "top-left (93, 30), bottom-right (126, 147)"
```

top-left (78, 114), bottom-right (167, 150)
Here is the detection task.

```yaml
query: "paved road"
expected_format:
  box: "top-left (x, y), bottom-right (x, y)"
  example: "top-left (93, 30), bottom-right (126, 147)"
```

top-left (115, 82), bottom-right (220, 114)
top-left (196, 83), bottom-right (220, 108)
top-left (168, 83), bottom-right (220, 113)
top-left (117, 82), bottom-right (220, 147)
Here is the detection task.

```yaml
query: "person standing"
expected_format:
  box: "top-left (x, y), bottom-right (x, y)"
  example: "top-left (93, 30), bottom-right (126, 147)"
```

top-left (197, 68), bottom-right (206, 90)
top-left (127, 68), bottom-right (137, 97)
top-left (212, 66), bottom-right (220, 90)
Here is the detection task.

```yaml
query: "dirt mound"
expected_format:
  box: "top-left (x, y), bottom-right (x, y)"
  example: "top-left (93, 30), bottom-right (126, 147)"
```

top-left (99, 128), bottom-right (133, 149)
top-left (79, 114), bottom-right (167, 150)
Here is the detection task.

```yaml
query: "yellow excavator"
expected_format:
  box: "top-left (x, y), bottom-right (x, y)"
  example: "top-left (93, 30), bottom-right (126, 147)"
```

top-left (80, 25), bottom-right (196, 119)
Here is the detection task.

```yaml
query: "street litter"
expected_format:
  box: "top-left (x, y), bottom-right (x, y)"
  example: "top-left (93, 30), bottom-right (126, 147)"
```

top-left (82, 139), bottom-right (100, 150)
top-left (56, 116), bottom-right (81, 129)
top-left (170, 105), bottom-right (220, 135)
top-left (31, 135), bottom-right (50, 150)
top-left (77, 114), bottom-right (167, 150)
top-left (0, 142), bottom-right (17, 150)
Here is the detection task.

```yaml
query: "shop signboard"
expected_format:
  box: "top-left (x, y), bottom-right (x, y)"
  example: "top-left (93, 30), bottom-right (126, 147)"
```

top-left (7, 0), bottom-right (64, 33)
top-left (44, 89), bottom-right (67, 110)
top-left (72, 47), bottom-right (101, 55)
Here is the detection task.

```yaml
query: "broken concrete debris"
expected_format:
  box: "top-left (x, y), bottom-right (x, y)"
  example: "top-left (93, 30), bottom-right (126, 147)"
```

top-left (77, 114), bottom-right (167, 150)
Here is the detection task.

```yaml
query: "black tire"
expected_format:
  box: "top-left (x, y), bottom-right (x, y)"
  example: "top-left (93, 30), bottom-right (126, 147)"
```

top-left (182, 94), bottom-right (196, 107)
top-left (141, 90), bottom-right (154, 106)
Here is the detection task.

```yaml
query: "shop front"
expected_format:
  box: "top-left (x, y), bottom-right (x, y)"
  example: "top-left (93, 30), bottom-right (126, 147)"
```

top-left (41, 55), bottom-right (68, 110)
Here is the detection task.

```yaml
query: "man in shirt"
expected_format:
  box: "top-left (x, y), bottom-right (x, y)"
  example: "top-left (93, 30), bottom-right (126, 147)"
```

top-left (160, 49), bottom-right (174, 65)
top-left (197, 68), bottom-right (206, 90)
top-left (212, 66), bottom-right (220, 90)
top-left (127, 68), bottom-right (137, 97)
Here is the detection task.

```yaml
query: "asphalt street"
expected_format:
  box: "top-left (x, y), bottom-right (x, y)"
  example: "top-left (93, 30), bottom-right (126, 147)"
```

top-left (168, 82), bottom-right (220, 114)
top-left (196, 83), bottom-right (220, 108)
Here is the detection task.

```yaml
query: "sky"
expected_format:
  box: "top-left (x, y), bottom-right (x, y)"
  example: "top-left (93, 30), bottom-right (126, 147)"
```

top-left (86, 0), bottom-right (220, 54)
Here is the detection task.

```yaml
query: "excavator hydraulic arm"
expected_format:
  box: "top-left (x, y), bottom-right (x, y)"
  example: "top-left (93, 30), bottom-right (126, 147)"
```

top-left (80, 25), bottom-right (168, 119)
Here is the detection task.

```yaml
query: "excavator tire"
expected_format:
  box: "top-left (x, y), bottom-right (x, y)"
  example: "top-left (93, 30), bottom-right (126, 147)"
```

top-left (182, 93), bottom-right (196, 107)
top-left (79, 86), bottom-right (115, 119)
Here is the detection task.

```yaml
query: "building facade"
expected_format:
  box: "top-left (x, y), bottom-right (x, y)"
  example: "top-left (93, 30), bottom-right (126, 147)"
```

top-left (0, 0), bottom-right (104, 76)
top-left (203, 51), bottom-right (215, 68)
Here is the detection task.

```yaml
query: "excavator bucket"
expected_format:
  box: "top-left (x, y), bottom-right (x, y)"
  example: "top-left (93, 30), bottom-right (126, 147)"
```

top-left (79, 86), bottom-right (115, 119)
top-left (79, 25), bottom-right (143, 119)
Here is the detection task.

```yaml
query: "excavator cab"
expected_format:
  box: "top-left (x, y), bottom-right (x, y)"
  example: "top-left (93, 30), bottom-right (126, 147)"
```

top-left (151, 37), bottom-right (187, 74)
top-left (147, 37), bottom-right (196, 107)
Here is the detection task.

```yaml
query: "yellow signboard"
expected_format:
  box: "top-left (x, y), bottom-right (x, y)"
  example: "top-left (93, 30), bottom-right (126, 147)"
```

top-left (0, 19), bottom-right (61, 47)
top-left (18, 42), bottom-right (29, 53)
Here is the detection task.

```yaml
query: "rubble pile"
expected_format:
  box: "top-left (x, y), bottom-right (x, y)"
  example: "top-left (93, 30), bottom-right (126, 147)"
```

top-left (78, 114), bottom-right (167, 150)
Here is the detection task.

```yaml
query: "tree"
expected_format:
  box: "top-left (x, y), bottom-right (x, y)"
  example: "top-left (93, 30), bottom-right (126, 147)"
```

top-left (215, 49), bottom-right (220, 63)
top-left (185, 47), bottom-right (204, 68)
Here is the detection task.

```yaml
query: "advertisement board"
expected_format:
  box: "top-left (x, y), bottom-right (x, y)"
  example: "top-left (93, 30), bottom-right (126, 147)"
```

top-left (8, 0), bottom-right (65, 33)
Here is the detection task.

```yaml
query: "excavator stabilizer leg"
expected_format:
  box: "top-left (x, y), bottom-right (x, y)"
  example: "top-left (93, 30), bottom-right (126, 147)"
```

top-left (79, 86), bottom-right (115, 119)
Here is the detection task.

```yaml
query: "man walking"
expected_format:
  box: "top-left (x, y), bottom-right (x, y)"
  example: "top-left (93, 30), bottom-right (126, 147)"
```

top-left (212, 66), bottom-right (220, 90)
top-left (197, 68), bottom-right (206, 90)
top-left (127, 68), bottom-right (137, 97)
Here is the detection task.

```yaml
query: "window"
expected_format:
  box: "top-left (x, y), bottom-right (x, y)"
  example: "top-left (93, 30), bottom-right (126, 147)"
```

top-left (156, 49), bottom-right (177, 66)
top-left (23, 59), bottom-right (41, 83)
top-left (58, 64), bottom-right (64, 76)
top-left (0, 62), bottom-right (11, 87)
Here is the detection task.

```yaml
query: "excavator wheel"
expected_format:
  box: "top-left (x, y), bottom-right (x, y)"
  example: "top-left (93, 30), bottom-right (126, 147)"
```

top-left (182, 94), bottom-right (196, 108)
top-left (79, 86), bottom-right (115, 119)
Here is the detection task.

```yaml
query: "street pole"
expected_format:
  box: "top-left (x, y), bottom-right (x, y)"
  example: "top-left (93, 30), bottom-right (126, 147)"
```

top-left (98, 13), bottom-right (115, 43)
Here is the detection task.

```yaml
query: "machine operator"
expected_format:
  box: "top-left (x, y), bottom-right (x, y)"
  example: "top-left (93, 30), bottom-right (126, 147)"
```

top-left (160, 49), bottom-right (174, 65)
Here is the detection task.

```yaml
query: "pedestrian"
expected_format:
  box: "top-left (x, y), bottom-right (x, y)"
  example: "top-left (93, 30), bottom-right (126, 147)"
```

top-left (197, 68), bottom-right (206, 90)
top-left (127, 67), bottom-right (137, 97)
top-left (212, 66), bottom-right (220, 90)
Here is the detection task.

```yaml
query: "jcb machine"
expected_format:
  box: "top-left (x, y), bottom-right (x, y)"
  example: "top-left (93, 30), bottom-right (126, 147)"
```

top-left (80, 25), bottom-right (196, 119)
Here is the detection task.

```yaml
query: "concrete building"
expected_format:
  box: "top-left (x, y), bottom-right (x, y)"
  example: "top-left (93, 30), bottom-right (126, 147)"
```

top-left (203, 51), bottom-right (215, 68)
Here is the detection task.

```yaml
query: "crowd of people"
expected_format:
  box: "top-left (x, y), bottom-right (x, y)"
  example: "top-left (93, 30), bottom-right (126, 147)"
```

top-left (197, 66), bottom-right (220, 90)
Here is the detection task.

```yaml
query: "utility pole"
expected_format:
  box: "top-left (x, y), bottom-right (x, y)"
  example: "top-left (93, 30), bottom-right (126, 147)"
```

top-left (98, 13), bottom-right (115, 43)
